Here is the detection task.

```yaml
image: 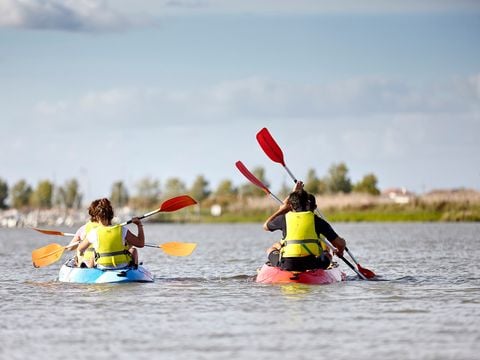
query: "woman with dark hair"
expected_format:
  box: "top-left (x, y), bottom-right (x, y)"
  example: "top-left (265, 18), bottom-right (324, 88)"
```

top-left (76, 198), bottom-right (145, 269)
top-left (263, 182), bottom-right (346, 272)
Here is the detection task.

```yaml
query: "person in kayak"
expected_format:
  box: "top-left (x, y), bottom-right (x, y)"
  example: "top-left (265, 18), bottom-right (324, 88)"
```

top-left (67, 199), bottom-right (101, 266)
top-left (76, 198), bottom-right (145, 269)
top-left (263, 181), bottom-right (346, 272)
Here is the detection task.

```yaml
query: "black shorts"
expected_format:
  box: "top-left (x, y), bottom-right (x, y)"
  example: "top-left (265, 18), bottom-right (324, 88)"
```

top-left (268, 250), bottom-right (331, 271)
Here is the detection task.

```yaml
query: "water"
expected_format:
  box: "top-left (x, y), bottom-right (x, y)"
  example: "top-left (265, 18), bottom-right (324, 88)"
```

top-left (1, 222), bottom-right (479, 360)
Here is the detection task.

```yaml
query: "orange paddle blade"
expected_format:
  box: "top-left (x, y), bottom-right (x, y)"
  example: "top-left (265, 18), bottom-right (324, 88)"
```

top-left (33, 228), bottom-right (76, 237)
top-left (159, 195), bottom-right (197, 212)
top-left (159, 242), bottom-right (197, 256)
top-left (32, 243), bottom-right (66, 268)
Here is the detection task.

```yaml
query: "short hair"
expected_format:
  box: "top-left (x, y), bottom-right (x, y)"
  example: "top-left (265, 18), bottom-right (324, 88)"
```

top-left (288, 190), bottom-right (309, 211)
top-left (307, 194), bottom-right (317, 211)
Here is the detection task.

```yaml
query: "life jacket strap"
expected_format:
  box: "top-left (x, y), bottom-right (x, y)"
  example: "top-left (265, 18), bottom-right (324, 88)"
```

top-left (96, 250), bottom-right (130, 258)
top-left (282, 239), bottom-right (320, 245)
top-left (281, 239), bottom-right (320, 257)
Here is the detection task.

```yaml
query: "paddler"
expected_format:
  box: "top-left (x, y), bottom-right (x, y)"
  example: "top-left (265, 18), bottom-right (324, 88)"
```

top-left (263, 181), bottom-right (346, 272)
top-left (76, 198), bottom-right (145, 269)
top-left (67, 199), bottom-right (101, 266)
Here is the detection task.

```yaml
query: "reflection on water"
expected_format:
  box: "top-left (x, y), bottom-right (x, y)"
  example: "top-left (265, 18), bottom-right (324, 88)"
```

top-left (1, 223), bottom-right (479, 360)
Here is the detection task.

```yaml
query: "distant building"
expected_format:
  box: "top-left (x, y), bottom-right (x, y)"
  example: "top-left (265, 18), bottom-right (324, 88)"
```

top-left (382, 187), bottom-right (415, 204)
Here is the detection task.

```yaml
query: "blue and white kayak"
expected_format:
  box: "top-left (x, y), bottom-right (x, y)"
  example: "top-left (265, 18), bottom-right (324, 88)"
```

top-left (58, 259), bottom-right (154, 284)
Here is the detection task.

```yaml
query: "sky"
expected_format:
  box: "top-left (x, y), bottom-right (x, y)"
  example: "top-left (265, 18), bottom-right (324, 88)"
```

top-left (1, 0), bottom-right (479, 202)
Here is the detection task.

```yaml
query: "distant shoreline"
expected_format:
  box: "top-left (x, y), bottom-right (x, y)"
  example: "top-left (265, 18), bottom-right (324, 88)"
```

top-left (2, 188), bottom-right (479, 228)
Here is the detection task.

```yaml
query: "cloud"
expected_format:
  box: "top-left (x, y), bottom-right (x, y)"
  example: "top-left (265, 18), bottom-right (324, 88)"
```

top-left (0, 0), bottom-right (155, 32)
top-left (31, 73), bottom-right (480, 129)
top-left (2, 0), bottom-right (478, 33)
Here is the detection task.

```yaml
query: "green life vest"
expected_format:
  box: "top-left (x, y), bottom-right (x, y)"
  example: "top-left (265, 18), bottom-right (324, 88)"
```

top-left (94, 225), bottom-right (131, 268)
top-left (280, 211), bottom-right (323, 258)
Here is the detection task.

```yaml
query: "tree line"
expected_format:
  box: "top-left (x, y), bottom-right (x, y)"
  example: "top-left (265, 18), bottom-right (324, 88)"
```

top-left (0, 162), bottom-right (380, 210)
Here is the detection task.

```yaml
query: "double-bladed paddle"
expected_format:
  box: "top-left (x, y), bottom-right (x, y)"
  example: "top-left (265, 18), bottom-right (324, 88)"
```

top-left (32, 241), bottom-right (197, 268)
top-left (32, 195), bottom-right (198, 267)
top-left (236, 160), bottom-right (369, 280)
top-left (256, 127), bottom-right (376, 279)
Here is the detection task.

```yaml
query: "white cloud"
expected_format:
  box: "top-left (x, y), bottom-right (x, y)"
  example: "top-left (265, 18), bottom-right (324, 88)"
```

top-left (0, 0), bottom-right (154, 32)
top-left (31, 73), bottom-right (480, 127)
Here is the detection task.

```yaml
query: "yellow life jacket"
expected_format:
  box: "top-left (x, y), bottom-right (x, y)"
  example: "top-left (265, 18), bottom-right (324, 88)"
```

top-left (280, 211), bottom-right (324, 258)
top-left (82, 221), bottom-right (100, 261)
top-left (94, 225), bottom-right (131, 268)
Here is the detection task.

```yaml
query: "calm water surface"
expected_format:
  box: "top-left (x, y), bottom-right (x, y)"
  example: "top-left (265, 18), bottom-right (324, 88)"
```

top-left (1, 222), bottom-right (479, 360)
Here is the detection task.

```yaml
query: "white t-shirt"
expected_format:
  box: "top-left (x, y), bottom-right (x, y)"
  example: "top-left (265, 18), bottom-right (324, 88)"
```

top-left (74, 224), bottom-right (87, 240)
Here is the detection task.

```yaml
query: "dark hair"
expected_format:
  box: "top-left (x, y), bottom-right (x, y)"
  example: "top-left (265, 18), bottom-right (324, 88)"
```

top-left (288, 190), bottom-right (309, 211)
top-left (88, 199), bottom-right (101, 222)
top-left (93, 198), bottom-right (114, 224)
top-left (307, 194), bottom-right (317, 211)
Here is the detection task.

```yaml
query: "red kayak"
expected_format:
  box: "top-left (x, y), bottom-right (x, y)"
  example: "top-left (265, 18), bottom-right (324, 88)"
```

top-left (256, 263), bottom-right (346, 285)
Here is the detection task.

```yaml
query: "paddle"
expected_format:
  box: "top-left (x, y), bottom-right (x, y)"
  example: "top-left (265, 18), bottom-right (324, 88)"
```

top-left (33, 228), bottom-right (76, 237)
top-left (120, 195), bottom-right (198, 226)
top-left (31, 195), bottom-right (198, 267)
top-left (32, 241), bottom-right (197, 268)
top-left (144, 242), bottom-right (197, 257)
top-left (236, 160), bottom-right (368, 280)
top-left (256, 127), bottom-right (376, 279)
top-left (32, 242), bottom-right (79, 268)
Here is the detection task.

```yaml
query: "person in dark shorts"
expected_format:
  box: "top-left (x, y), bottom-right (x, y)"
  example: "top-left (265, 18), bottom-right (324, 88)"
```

top-left (263, 182), bottom-right (346, 272)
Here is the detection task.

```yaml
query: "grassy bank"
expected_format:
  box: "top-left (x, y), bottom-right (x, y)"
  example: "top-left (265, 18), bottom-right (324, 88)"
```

top-left (195, 204), bottom-right (480, 223)
top-left (196, 190), bottom-right (480, 223)
top-left (2, 189), bottom-right (479, 227)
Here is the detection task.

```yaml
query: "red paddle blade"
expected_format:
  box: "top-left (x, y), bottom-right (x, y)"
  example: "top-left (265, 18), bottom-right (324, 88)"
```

top-left (357, 264), bottom-right (376, 279)
top-left (160, 195), bottom-right (197, 212)
top-left (235, 161), bottom-right (270, 195)
top-left (256, 127), bottom-right (286, 166)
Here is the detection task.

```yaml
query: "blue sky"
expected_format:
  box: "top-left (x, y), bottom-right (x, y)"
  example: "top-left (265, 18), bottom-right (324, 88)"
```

top-left (1, 0), bottom-right (479, 201)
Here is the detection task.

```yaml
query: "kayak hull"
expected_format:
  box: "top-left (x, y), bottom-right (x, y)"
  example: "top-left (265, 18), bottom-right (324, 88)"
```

top-left (58, 261), bottom-right (154, 284)
top-left (256, 263), bottom-right (346, 285)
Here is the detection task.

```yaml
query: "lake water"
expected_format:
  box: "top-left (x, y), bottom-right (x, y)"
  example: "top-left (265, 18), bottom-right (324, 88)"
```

top-left (1, 222), bottom-right (479, 360)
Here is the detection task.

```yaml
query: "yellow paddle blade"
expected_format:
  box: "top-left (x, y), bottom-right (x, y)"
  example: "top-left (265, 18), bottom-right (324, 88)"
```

top-left (159, 242), bottom-right (197, 257)
top-left (31, 243), bottom-right (66, 268)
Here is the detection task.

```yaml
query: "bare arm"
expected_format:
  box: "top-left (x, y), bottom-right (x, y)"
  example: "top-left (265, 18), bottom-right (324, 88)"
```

top-left (125, 217), bottom-right (145, 248)
top-left (330, 236), bottom-right (346, 257)
top-left (76, 238), bottom-right (90, 255)
top-left (67, 225), bottom-right (85, 250)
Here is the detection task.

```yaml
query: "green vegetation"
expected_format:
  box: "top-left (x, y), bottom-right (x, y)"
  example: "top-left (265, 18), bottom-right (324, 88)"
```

top-left (1, 164), bottom-right (479, 223)
top-left (196, 204), bottom-right (480, 223)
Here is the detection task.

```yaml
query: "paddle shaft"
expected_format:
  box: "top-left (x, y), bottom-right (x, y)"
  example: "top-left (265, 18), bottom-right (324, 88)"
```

top-left (339, 256), bottom-right (367, 280)
top-left (120, 209), bottom-right (160, 226)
